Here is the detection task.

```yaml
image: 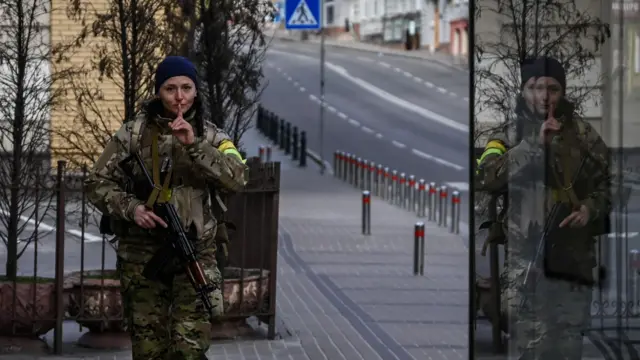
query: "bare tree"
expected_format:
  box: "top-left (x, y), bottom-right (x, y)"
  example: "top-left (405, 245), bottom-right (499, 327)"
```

top-left (191, 0), bottom-right (273, 151)
top-left (0, 0), bottom-right (80, 279)
top-left (54, 0), bottom-right (180, 168)
top-left (474, 0), bottom-right (610, 147)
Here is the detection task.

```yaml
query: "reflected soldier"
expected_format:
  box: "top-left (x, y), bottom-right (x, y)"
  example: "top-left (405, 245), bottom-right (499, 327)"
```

top-left (475, 58), bottom-right (539, 329)
top-left (480, 57), bottom-right (612, 359)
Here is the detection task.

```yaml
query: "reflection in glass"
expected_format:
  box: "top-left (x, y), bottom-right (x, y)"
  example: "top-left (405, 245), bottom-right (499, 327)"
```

top-left (469, 1), bottom-right (640, 359)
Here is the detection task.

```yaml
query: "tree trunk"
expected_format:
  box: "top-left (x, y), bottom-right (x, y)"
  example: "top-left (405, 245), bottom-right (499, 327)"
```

top-left (6, 0), bottom-right (28, 281)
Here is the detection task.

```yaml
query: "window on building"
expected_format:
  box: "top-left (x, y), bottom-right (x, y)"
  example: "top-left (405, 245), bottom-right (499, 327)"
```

top-left (326, 5), bottom-right (334, 25)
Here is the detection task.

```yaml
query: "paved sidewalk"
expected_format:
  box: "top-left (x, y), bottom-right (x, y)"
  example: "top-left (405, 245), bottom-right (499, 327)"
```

top-left (248, 126), bottom-right (469, 360)
top-left (268, 29), bottom-right (469, 71)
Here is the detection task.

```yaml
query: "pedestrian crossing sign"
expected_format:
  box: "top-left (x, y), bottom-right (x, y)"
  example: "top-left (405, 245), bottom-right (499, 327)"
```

top-left (285, 0), bottom-right (320, 30)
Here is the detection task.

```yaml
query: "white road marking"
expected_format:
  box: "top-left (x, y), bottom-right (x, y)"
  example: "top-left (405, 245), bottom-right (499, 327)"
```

top-left (0, 210), bottom-right (103, 243)
top-left (376, 133), bottom-right (383, 138)
top-left (391, 140), bottom-right (406, 149)
top-left (437, 87), bottom-right (447, 94)
top-left (325, 62), bottom-right (468, 132)
top-left (361, 126), bottom-right (374, 134)
top-left (300, 87), bottom-right (306, 92)
top-left (411, 148), bottom-right (464, 171)
top-left (348, 119), bottom-right (360, 126)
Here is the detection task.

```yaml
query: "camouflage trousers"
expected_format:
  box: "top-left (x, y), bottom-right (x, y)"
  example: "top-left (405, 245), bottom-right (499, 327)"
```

top-left (116, 233), bottom-right (224, 360)
top-left (502, 266), bottom-right (592, 360)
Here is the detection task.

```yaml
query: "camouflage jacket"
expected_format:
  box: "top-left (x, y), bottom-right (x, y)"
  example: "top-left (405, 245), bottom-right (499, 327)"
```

top-left (479, 108), bottom-right (611, 275)
top-left (85, 99), bottom-right (247, 245)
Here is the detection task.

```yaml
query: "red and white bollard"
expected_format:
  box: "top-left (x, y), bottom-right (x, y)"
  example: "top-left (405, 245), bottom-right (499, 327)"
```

top-left (428, 182), bottom-right (437, 222)
top-left (413, 222), bottom-right (425, 276)
top-left (417, 179), bottom-right (426, 217)
top-left (362, 190), bottom-right (371, 235)
top-left (438, 185), bottom-right (448, 227)
top-left (451, 190), bottom-right (461, 234)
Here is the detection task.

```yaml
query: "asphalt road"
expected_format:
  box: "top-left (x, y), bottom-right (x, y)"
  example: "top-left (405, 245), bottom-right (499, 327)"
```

top-left (261, 40), bottom-right (471, 225)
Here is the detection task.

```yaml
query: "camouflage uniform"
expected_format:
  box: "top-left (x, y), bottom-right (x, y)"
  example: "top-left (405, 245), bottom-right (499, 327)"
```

top-left (479, 100), bottom-right (611, 359)
top-left (85, 98), bottom-right (247, 360)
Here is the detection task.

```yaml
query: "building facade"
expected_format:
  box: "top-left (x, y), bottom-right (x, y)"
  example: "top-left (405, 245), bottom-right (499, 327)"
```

top-left (355, 0), bottom-right (467, 54)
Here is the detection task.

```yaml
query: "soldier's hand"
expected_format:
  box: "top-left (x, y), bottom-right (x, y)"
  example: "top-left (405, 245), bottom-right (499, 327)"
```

top-left (134, 205), bottom-right (168, 229)
top-left (170, 105), bottom-right (195, 146)
top-left (538, 103), bottom-right (560, 145)
top-left (559, 204), bottom-right (590, 228)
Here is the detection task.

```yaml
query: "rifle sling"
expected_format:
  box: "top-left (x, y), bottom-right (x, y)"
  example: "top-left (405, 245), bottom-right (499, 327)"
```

top-left (145, 125), bottom-right (173, 208)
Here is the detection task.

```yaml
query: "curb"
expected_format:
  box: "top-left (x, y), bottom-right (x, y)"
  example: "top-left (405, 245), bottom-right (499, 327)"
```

top-left (305, 150), bottom-right (323, 167)
top-left (271, 35), bottom-right (468, 72)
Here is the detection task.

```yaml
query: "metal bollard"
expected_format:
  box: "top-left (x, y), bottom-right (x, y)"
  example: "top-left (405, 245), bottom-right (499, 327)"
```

top-left (413, 222), bottom-right (425, 276)
top-left (439, 186), bottom-right (448, 227)
top-left (428, 182), bottom-right (437, 221)
top-left (398, 173), bottom-right (406, 207)
top-left (259, 146), bottom-right (265, 163)
top-left (408, 175), bottom-right (416, 211)
top-left (450, 190), bottom-right (461, 234)
top-left (279, 119), bottom-right (285, 149)
top-left (334, 151), bottom-right (340, 177)
top-left (390, 170), bottom-right (398, 204)
top-left (299, 131), bottom-right (307, 167)
top-left (361, 160), bottom-right (369, 190)
top-left (417, 179), bottom-right (426, 217)
top-left (355, 157), bottom-right (362, 188)
top-left (266, 146), bottom-right (272, 162)
top-left (375, 164), bottom-right (383, 196)
top-left (285, 123), bottom-right (291, 155)
top-left (342, 152), bottom-right (350, 182)
top-left (348, 154), bottom-right (356, 185)
top-left (292, 127), bottom-right (299, 160)
top-left (362, 191), bottom-right (371, 235)
top-left (367, 161), bottom-right (375, 193)
top-left (382, 167), bottom-right (390, 200)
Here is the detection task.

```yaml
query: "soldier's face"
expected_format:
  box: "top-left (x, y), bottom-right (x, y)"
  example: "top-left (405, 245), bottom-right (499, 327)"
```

top-left (158, 76), bottom-right (197, 116)
top-left (522, 77), bottom-right (536, 111)
top-left (534, 77), bottom-right (563, 117)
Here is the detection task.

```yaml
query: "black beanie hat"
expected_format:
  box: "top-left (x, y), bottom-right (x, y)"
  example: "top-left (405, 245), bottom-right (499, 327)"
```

top-left (534, 56), bottom-right (566, 92)
top-left (520, 57), bottom-right (537, 89)
top-left (154, 56), bottom-right (198, 94)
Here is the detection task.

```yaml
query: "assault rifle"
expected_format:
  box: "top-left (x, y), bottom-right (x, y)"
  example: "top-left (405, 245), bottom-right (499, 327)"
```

top-left (120, 152), bottom-right (218, 322)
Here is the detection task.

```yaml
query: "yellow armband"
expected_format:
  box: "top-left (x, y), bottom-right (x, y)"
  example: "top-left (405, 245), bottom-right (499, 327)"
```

top-left (217, 140), bottom-right (246, 164)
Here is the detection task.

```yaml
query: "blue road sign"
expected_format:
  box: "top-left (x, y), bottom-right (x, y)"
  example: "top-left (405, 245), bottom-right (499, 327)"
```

top-left (285, 0), bottom-right (321, 30)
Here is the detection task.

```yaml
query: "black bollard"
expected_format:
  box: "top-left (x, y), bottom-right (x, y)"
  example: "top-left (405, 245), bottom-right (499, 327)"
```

top-left (285, 122), bottom-right (291, 155)
top-left (257, 106), bottom-right (263, 133)
top-left (292, 126), bottom-right (299, 160)
top-left (279, 119), bottom-right (285, 149)
top-left (269, 113), bottom-right (277, 142)
top-left (299, 131), bottom-right (307, 167)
